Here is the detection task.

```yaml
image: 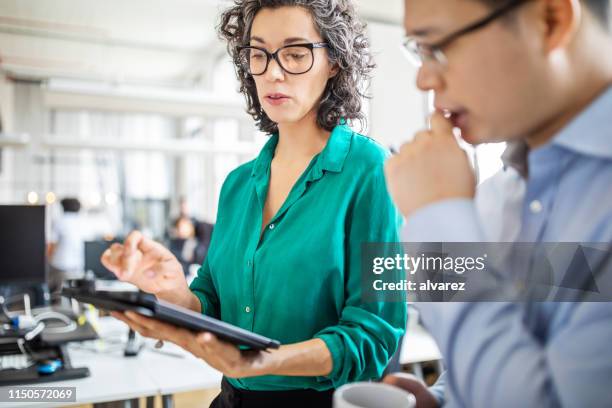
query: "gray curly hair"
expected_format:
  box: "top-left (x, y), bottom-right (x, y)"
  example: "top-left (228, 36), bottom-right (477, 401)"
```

top-left (218, 0), bottom-right (375, 134)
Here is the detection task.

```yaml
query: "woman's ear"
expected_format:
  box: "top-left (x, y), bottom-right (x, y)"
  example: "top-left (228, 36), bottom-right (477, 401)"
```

top-left (329, 63), bottom-right (340, 79)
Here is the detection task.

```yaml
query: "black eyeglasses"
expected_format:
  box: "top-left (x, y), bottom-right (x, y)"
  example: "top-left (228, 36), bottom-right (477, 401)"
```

top-left (237, 42), bottom-right (329, 76)
top-left (401, 0), bottom-right (530, 68)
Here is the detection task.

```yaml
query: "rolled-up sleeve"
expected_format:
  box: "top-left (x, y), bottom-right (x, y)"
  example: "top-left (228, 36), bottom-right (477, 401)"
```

top-left (189, 256), bottom-right (220, 319)
top-left (314, 164), bottom-right (407, 387)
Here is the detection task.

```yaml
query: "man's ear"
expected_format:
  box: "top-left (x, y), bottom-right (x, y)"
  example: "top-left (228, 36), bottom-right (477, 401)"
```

top-left (541, 0), bottom-right (582, 52)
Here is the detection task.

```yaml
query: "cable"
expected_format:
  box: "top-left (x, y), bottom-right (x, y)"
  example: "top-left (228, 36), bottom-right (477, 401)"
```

top-left (14, 338), bottom-right (36, 369)
top-left (0, 294), bottom-right (32, 319)
top-left (24, 322), bottom-right (46, 341)
top-left (1, 295), bottom-right (77, 336)
top-left (34, 311), bottom-right (77, 334)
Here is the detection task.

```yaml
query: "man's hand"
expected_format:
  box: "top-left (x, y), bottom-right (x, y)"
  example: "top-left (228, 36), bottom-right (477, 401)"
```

top-left (383, 373), bottom-right (439, 408)
top-left (385, 112), bottom-right (476, 219)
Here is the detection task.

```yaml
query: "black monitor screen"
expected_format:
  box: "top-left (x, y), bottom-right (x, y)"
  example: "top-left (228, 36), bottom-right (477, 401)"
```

top-left (0, 205), bottom-right (47, 285)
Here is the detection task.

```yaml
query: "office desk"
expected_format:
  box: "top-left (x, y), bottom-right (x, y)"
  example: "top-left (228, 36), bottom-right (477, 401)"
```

top-left (139, 341), bottom-right (221, 395)
top-left (0, 316), bottom-right (222, 407)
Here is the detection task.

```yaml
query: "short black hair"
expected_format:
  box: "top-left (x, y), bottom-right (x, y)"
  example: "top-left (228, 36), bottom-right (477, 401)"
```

top-left (586, 0), bottom-right (611, 28)
top-left (477, 0), bottom-right (610, 30)
top-left (60, 198), bottom-right (81, 213)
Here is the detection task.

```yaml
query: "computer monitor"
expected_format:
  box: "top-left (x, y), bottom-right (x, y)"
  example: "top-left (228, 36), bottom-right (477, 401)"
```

top-left (0, 205), bottom-right (46, 285)
top-left (84, 240), bottom-right (120, 280)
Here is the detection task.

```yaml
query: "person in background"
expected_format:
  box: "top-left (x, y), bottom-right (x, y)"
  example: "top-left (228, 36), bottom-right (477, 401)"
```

top-left (48, 198), bottom-right (89, 294)
top-left (383, 0), bottom-right (612, 407)
top-left (168, 215), bottom-right (198, 275)
top-left (169, 196), bottom-right (198, 238)
top-left (193, 219), bottom-right (214, 266)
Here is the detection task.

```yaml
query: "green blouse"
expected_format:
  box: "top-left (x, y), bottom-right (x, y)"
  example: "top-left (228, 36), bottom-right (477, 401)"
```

top-left (189, 124), bottom-right (406, 391)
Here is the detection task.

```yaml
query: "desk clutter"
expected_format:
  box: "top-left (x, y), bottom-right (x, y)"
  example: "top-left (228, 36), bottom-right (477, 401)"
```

top-left (0, 291), bottom-right (98, 386)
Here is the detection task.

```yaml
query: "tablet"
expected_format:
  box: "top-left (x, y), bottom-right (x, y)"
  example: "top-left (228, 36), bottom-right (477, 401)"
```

top-left (61, 288), bottom-right (280, 351)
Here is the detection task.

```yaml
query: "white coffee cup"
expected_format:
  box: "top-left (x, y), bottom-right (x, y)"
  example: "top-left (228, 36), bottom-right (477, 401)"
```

top-left (333, 382), bottom-right (416, 408)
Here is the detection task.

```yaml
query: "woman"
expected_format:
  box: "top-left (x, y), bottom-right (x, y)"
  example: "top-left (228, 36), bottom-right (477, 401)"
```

top-left (102, 1), bottom-right (406, 406)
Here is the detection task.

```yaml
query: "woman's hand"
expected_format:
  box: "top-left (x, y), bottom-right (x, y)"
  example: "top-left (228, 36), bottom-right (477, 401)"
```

top-left (101, 231), bottom-right (197, 309)
top-left (111, 311), bottom-right (272, 379)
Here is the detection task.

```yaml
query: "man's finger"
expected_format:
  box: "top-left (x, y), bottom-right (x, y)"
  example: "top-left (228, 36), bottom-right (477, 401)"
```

top-left (382, 372), bottom-right (427, 393)
top-left (413, 130), bottom-right (432, 144)
top-left (383, 373), bottom-right (439, 408)
top-left (430, 111), bottom-right (454, 137)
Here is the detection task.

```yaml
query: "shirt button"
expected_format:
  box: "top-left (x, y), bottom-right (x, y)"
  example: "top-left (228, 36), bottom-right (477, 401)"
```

top-left (269, 223), bottom-right (275, 230)
top-left (247, 260), bottom-right (252, 266)
top-left (245, 306), bottom-right (251, 313)
top-left (529, 200), bottom-right (543, 214)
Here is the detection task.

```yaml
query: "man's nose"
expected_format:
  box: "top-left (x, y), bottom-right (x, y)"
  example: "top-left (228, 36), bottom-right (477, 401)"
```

top-left (416, 62), bottom-right (444, 93)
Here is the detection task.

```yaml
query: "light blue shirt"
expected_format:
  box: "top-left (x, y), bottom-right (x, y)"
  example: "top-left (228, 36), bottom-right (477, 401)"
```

top-left (403, 85), bottom-right (612, 407)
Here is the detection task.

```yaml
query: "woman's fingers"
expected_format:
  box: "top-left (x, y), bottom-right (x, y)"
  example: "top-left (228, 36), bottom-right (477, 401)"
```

top-left (196, 332), bottom-right (243, 362)
top-left (123, 311), bottom-right (193, 347)
top-left (110, 313), bottom-right (250, 379)
top-left (110, 311), bottom-right (153, 338)
top-left (121, 231), bottom-right (145, 280)
top-left (101, 243), bottom-right (125, 279)
top-left (196, 332), bottom-right (218, 349)
top-left (99, 231), bottom-right (184, 295)
top-left (138, 235), bottom-right (175, 262)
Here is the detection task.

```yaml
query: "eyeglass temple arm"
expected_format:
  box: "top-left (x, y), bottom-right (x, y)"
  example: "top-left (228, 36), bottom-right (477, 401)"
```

top-left (432, 0), bottom-right (528, 49)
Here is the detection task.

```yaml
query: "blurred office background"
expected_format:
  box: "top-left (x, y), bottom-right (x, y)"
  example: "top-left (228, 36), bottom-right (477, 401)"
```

top-left (0, 0), bottom-right (509, 246)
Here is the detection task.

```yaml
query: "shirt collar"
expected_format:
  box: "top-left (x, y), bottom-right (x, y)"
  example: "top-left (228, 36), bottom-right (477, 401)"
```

top-left (251, 124), bottom-right (352, 178)
top-left (552, 84), bottom-right (612, 159)
top-left (251, 133), bottom-right (278, 177)
top-left (501, 84), bottom-right (612, 178)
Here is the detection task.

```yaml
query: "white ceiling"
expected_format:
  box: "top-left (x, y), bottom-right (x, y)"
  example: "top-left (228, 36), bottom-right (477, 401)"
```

top-left (0, 0), bottom-right (403, 86)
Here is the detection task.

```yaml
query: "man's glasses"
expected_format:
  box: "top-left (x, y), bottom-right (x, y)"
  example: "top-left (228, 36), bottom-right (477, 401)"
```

top-left (237, 42), bottom-right (329, 76)
top-left (401, 0), bottom-right (529, 68)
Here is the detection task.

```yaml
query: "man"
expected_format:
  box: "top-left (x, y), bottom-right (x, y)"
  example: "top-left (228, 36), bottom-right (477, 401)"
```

top-left (48, 198), bottom-right (89, 293)
top-left (383, 0), bottom-right (612, 406)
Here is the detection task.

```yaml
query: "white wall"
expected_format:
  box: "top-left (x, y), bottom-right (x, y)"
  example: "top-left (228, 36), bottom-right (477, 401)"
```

top-left (0, 74), bottom-right (16, 203)
top-left (367, 22), bottom-right (427, 149)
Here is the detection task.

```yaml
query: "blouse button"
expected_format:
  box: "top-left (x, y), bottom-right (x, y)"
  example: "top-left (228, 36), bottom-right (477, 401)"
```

top-left (269, 223), bottom-right (275, 230)
top-left (245, 306), bottom-right (251, 313)
top-left (529, 200), bottom-right (543, 214)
